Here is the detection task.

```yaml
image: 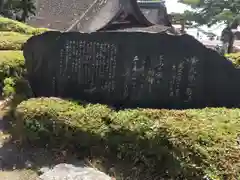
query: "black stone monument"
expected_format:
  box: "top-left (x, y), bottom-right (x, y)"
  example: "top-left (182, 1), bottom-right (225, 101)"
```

top-left (23, 29), bottom-right (240, 109)
top-left (23, 0), bottom-right (240, 109)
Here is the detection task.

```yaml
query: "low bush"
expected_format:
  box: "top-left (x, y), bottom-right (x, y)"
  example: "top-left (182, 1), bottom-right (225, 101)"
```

top-left (0, 51), bottom-right (26, 97)
top-left (0, 17), bottom-right (48, 35)
top-left (3, 77), bottom-right (15, 97)
top-left (14, 97), bottom-right (240, 180)
top-left (0, 51), bottom-right (25, 79)
top-left (0, 32), bottom-right (31, 50)
top-left (225, 53), bottom-right (240, 67)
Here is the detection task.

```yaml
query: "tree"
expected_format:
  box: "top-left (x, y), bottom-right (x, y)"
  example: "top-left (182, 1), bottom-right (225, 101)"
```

top-left (15, 0), bottom-right (36, 22)
top-left (178, 0), bottom-right (240, 53)
top-left (0, 0), bottom-right (36, 22)
top-left (169, 11), bottom-right (195, 33)
top-left (0, 0), bottom-right (16, 18)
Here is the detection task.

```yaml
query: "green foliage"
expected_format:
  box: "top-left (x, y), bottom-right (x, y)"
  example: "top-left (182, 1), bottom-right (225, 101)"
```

top-left (14, 77), bottom-right (32, 98)
top-left (179, 0), bottom-right (240, 53)
top-left (0, 17), bottom-right (47, 98)
top-left (181, 0), bottom-right (199, 4)
top-left (0, 17), bottom-right (48, 34)
top-left (0, 14), bottom-right (239, 180)
top-left (3, 77), bottom-right (16, 97)
top-left (0, 0), bottom-right (36, 22)
top-left (0, 50), bottom-right (26, 97)
top-left (14, 98), bottom-right (240, 179)
top-left (0, 50), bottom-right (25, 78)
top-left (179, 0), bottom-right (240, 26)
top-left (225, 53), bottom-right (240, 67)
top-left (2, 76), bottom-right (32, 99)
top-left (170, 11), bottom-right (197, 28)
top-left (0, 32), bottom-right (31, 50)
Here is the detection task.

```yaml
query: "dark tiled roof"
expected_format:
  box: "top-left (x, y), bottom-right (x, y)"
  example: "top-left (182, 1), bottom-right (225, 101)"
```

top-left (26, 0), bottom-right (172, 31)
top-left (26, 0), bottom-right (96, 31)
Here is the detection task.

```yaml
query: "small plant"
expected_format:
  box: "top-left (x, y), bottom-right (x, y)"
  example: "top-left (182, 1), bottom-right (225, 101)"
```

top-left (2, 77), bottom-right (15, 97)
top-left (0, 51), bottom-right (26, 98)
top-left (225, 53), bottom-right (240, 67)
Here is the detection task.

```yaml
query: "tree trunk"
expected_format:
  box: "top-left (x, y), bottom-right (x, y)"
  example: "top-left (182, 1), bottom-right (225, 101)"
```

top-left (228, 34), bottom-right (234, 53)
top-left (221, 26), bottom-right (235, 54)
top-left (19, 0), bottom-right (28, 22)
top-left (180, 19), bottom-right (185, 34)
top-left (0, 0), bottom-right (6, 15)
top-left (0, 0), bottom-right (4, 14)
top-left (227, 19), bottom-right (239, 53)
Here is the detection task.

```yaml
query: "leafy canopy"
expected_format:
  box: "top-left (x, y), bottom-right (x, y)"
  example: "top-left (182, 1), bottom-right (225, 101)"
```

top-left (179, 0), bottom-right (240, 26)
top-left (0, 0), bottom-right (36, 22)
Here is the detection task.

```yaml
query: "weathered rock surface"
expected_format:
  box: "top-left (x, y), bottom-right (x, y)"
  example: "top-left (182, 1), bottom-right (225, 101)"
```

top-left (39, 163), bottom-right (112, 180)
top-left (23, 30), bottom-right (240, 109)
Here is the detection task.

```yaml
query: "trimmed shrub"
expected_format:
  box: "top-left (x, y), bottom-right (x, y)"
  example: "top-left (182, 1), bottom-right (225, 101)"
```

top-left (0, 51), bottom-right (25, 79)
top-left (0, 32), bottom-right (29, 36)
top-left (31, 28), bottom-right (50, 36)
top-left (0, 32), bottom-right (31, 50)
top-left (15, 98), bottom-right (240, 180)
top-left (0, 17), bottom-right (48, 35)
top-left (0, 51), bottom-right (26, 97)
top-left (225, 53), bottom-right (240, 67)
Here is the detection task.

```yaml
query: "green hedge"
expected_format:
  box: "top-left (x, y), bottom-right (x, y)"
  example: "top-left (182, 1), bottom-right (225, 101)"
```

top-left (225, 53), bottom-right (240, 67)
top-left (0, 32), bottom-right (31, 50)
top-left (0, 51), bottom-right (26, 97)
top-left (0, 50), bottom-right (25, 78)
top-left (0, 50), bottom-right (25, 76)
top-left (14, 98), bottom-right (240, 180)
top-left (0, 17), bottom-right (48, 35)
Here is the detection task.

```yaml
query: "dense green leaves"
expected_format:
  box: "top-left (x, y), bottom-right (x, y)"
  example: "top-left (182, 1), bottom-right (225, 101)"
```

top-left (0, 17), bottom-right (48, 34)
top-left (0, 32), bottom-right (31, 50)
top-left (0, 17), bottom-right (48, 98)
top-left (179, 0), bottom-right (240, 26)
top-left (0, 0), bottom-right (36, 22)
top-left (177, 0), bottom-right (240, 53)
top-left (14, 97), bottom-right (240, 179)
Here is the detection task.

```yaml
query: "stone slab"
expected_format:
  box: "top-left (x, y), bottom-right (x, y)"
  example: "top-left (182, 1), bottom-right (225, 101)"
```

top-left (23, 30), bottom-right (240, 109)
